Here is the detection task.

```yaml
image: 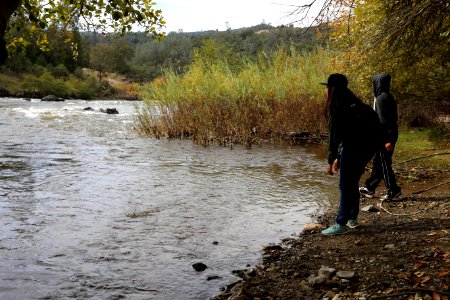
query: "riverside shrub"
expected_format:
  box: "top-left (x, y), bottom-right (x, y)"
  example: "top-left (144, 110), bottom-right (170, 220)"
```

top-left (138, 47), bottom-right (333, 147)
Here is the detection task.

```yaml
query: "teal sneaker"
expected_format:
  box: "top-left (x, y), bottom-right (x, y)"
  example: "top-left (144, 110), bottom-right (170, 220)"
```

top-left (346, 219), bottom-right (359, 228)
top-left (321, 224), bottom-right (348, 235)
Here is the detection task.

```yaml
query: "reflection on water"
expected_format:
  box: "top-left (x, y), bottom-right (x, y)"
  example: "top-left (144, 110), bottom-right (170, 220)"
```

top-left (0, 98), bottom-right (337, 299)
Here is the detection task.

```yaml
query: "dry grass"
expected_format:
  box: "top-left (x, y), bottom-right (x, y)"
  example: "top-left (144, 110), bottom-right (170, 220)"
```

top-left (137, 48), bottom-right (332, 147)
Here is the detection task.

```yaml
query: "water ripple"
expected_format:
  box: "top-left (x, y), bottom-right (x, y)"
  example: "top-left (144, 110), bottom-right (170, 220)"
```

top-left (0, 98), bottom-right (336, 299)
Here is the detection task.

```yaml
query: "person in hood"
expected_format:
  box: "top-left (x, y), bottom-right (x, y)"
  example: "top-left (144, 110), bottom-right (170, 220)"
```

top-left (320, 73), bottom-right (381, 235)
top-left (359, 73), bottom-right (402, 201)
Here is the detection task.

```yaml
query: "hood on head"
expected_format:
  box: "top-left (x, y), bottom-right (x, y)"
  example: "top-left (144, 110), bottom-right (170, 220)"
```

top-left (372, 73), bottom-right (391, 96)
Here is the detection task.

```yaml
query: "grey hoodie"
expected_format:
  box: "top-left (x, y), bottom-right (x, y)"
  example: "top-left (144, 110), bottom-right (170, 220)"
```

top-left (373, 73), bottom-right (398, 144)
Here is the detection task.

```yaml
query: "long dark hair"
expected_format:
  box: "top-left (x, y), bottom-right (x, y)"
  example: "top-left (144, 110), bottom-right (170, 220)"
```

top-left (324, 86), bottom-right (361, 119)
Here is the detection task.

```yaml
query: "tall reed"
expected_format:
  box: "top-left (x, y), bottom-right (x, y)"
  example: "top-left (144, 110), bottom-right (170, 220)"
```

top-left (137, 42), bottom-right (332, 147)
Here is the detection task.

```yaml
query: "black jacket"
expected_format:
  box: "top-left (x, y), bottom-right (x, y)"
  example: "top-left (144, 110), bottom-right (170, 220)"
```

top-left (327, 89), bottom-right (381, 164)
top-left (373, 73), bottom-right (398, 144)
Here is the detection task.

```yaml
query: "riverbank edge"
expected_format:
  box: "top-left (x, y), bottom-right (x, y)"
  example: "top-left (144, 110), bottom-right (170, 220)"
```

top-left (211, 173), bottom-right (450, 300)
top-left (0, 95), bottom-right (141, 101)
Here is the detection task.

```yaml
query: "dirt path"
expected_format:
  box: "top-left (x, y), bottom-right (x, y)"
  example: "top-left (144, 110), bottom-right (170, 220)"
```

top-left (213, 172), bottom-right (450, 300)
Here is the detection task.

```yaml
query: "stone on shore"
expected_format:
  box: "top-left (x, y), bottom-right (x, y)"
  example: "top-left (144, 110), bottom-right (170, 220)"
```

top-left (303, 223), bottom-right (324, 232)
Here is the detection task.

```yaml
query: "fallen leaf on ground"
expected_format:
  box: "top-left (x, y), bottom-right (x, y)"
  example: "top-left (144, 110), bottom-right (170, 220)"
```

top-left (437, 270), bottom-right (449, 278)
top-left (413, 261), bottom-right (425, 270)
top-left (414, 271), bottom-right (425, 277)
top-left (420, 276), bottom-right (431, 284)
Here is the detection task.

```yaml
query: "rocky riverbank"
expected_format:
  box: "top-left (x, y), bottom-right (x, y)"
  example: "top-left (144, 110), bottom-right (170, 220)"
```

top-left (213, 171), bottom-right (450, 300)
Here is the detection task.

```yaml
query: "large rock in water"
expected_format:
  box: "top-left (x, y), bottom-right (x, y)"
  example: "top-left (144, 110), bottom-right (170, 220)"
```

top-left (192, 262), bottom-right (207, 272)
top-left (42, 95), bottom-right (64, 102)
top-left (99, 108), bottom-right (119, 114)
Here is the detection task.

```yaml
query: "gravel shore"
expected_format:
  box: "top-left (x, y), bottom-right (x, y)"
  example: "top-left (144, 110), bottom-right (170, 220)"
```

top-left (213, 173), bottom-right (450, 300)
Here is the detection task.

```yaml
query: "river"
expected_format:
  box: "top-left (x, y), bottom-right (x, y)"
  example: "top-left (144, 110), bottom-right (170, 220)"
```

top-left (0, 98), bottom-right (337, 299)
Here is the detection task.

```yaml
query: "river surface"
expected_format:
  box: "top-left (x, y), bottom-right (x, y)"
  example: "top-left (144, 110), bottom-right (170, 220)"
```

top-left (0, 98), bottom-right (337, 299)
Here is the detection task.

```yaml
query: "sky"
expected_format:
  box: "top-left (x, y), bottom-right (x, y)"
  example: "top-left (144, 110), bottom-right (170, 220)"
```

top-left (153, 0), bottom-right (321, 33)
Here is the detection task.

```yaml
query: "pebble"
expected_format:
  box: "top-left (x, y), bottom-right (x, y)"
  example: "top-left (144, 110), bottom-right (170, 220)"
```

top-left (384, 244), bottom-right (395, 249)
top-left (308, 274), bottom-right (327, 286)
top-left (336, 271), bottom-right (355, 279)
top-left (322, 290), bottom-right (335, 299)
top-left (318, 266), bottom-right (336, 277)
top-left (361, 205), bottom-right (379, 212)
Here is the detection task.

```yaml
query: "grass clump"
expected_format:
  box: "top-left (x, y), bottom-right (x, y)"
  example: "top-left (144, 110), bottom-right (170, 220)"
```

top-left (395, 128), bottom-right (450, 171)
top-left (394, 128), bottom-right (450, 184)
top-left (137, 40), bottom-right (332, 147)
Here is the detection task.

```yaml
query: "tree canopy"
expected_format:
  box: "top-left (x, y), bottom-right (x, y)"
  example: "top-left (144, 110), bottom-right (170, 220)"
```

top-left (0, 0), bottom-right (166, 64)
top-left (304, 0), bottom-right (450, 104)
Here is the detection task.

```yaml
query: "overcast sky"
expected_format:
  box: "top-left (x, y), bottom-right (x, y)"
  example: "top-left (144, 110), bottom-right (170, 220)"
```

top-left (154, 0), bottom-right (321, 33)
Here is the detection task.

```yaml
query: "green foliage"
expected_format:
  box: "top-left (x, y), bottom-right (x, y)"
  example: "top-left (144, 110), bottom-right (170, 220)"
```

top-left (328, 0), bottom-right (450, 114)
top-left (16, 70), bottom-right (100, 99)
top-left (138, 44), bottom-right (332, 147)
top-left (130, 25), bottom-right (323, 81)
top-left (36, 71), bottom-right (74, 97)
top-left (6, 51), bottom-right (33, 72)
top-left (396, 129), bottom-right (450, 170)
top-left (76, 74), bottom-right (98, 99)
top-left (3, 24), bottom-right (324, 87)
top-left (4, 26), bottom-right (88, 74)
top-left (73, 67), bottom-right (84, 79)
top-left (427, 127), bottom-right (450, 147)
top-left (5, 0), bottom-right (165, 58)
top-left (52, 63), bottom-right (69, 77)
top-left (0, 72), bottom-right (21, 94)
top-left (89, 43), bottom-right (111, 82)
top-left (31, 64), bottom-right (46, 76)
top-left (109, 39), bottom-right (134, 74)
top-left (20, 74), bottom-right (40, 95)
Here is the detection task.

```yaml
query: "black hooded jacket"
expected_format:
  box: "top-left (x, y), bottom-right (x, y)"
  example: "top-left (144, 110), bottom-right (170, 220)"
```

top-left (373, 73), bottom-right (398, 144)
top-left (327, 88), bottom-right (382, 164)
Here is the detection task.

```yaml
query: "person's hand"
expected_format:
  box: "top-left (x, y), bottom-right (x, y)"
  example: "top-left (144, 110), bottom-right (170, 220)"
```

top-left (333, 159), bottom-right (340, 172)
top-left (385, 142), bottom-right (393, 152)
top-left (327, 159), bottom-right (340, 175)
top-left (327, 163), bottom-right (333, 175)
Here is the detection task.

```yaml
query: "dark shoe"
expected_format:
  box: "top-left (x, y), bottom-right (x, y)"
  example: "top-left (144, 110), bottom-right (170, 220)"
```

top-left (359, 187), bottom-right (375, 198)
top-left (381, 190), bottom-right (401, 201)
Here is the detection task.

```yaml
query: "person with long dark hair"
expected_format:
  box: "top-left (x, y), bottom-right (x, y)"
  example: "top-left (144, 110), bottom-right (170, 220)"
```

top-left (321, 73), bottom-right (381, 235)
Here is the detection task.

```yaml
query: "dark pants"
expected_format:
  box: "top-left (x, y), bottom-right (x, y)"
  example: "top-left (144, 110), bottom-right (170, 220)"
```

top-left (336, 147), bottom-right (370, 226)
top-left (364, 145), bottom-right (400, 196)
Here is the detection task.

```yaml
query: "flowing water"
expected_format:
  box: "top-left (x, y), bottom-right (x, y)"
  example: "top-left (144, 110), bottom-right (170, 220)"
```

top-left (0, 98), bottom-right (337, 299)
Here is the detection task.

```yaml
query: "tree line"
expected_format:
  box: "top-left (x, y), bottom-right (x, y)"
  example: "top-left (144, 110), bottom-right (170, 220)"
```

top-left (0, 0), bottom-right (448, 129)
top-left (1, 23), bottom-right (320, 81)
top-left (0, 23), bottom-right (324, 99)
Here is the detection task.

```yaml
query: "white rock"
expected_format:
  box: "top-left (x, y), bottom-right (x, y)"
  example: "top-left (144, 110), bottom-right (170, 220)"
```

top-left (361, 205), bottom-right (379, 212)
top-left (303, 223), bottom-right (324, 232)
top-left (336, 270), bottom-right (355, 279)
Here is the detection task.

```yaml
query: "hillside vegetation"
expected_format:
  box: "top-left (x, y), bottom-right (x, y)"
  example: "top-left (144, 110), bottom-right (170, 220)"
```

top-left (1, 1), bottom-right (448, 148)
